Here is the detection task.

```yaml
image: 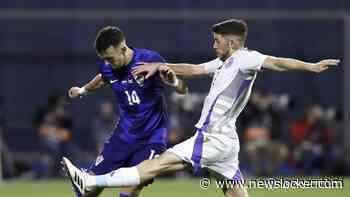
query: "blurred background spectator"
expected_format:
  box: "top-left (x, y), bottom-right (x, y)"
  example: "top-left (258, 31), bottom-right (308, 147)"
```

top-left (290, 105), bottom-right (347, 175)
top-left (34, 92), bottom-right (79, 177)
top-left (239, 90), bottom-right (290, 176)
top-left (91, 100), bottom-right (117, 153)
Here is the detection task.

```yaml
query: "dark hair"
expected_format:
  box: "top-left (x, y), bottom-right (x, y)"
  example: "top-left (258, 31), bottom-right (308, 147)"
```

top-left (211, 19), bottom-right (248, 41)
top-left (94, 26), bottom-right (125, 54)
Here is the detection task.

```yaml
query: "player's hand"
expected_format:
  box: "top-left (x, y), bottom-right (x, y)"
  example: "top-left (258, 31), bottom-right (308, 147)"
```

top-left (132, 62), bottom-right (164, 79)
top-left (68, 87), bottom-right (83, 98)
top-left (159, 66), bottom-right (179, 87)
top-left (310, 59), bottom-right (340, 73)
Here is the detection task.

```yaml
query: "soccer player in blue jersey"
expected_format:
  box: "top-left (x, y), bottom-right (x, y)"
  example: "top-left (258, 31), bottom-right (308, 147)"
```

top-left (65, 26), bottom-right (188, 197)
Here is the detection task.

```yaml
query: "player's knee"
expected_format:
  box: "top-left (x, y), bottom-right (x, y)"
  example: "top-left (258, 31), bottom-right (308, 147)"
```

top-left (138, 152), bottom-right (176, 179)
top-left (145, 157), bottom-right (164, 176)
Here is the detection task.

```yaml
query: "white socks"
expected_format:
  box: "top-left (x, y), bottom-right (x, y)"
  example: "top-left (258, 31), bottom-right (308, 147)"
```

top-left (86, 167), bottom-right (141, 188)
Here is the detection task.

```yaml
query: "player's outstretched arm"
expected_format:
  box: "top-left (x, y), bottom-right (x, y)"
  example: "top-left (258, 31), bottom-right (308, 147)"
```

top-left (263, 56), bottom-right (340, 73)
top-left (166, 63), bottom-right (206, 76)
top-left (159, 66), bottom-right (188, 95)
top-left (132, 62), bottom-right (206, 79)
top-left (68, 73), bottom-right (105, 98)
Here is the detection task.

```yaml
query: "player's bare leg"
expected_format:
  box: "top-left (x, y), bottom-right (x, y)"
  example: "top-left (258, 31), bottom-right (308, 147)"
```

top-left (135, 152), bottom-right (187, 183)
top-left (116, 152), bottom-right (187, 197)
top-left (116, 151), bottom-right (185, 197)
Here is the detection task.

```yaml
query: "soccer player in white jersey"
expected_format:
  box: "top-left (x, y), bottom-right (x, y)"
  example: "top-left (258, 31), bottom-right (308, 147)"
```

top-left (62, 19), bottom-right (339, 197)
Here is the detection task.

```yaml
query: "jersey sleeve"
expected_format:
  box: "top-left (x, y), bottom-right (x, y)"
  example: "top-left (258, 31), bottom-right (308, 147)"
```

top-left (149, 52), bottom-right (166, 63)
top-left (239, 50), bottom-right (267, 73)
top-left (98, 62), bottom-right (112, 84)
top-left (147, 51), bottom-right (167, 84)
top-left (200, 58), bottom-right (222, 74)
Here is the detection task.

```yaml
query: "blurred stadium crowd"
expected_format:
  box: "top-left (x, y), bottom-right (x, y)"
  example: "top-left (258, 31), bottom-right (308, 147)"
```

top-left (0, 88), bottom-right (348, 179)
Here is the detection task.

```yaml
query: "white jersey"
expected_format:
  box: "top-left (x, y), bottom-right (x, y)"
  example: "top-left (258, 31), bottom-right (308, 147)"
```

top-left (195, 48), bottom-right (267, 139)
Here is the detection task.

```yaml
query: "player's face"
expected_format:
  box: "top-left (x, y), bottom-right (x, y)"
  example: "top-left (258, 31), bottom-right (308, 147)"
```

top-left (212, 33), bottom-right (231, 61)
top-left (100, 42), bottom-right (127, 69)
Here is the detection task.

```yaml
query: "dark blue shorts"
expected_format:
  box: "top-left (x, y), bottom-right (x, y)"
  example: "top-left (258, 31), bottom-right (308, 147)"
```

top-left (89, 131), bottom-right (166, 175)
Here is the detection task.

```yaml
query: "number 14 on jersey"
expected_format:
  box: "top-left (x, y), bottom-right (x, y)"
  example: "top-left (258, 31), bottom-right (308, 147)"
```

top-left (124, 90), bottom-right (141, 105)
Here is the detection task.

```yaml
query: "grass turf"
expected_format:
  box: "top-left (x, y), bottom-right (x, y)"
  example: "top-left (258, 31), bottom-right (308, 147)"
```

top-left (0, 177), bottom-right (349, 197)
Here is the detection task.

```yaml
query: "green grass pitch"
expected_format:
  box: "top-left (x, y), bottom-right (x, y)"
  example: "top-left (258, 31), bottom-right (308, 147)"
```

top-left (0, 178), bottom-right (349, 197)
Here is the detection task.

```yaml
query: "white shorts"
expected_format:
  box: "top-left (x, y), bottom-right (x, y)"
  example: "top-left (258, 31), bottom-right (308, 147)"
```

top-left (167, 130), bottom-right (243, 180)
